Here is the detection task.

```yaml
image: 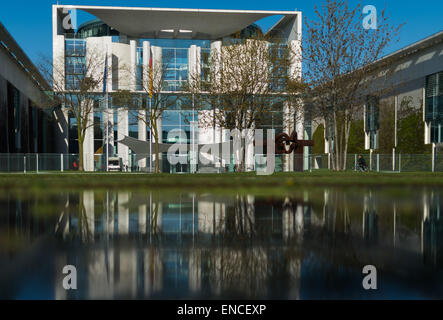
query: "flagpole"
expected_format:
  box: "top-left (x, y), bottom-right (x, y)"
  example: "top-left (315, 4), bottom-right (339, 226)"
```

top-left (149, 96), bottom-right (152, 172)
top-left (148, 47), bottom-right (153, 173)
top-left (105, 46), bottom-right (109, 172)
top-left (106, 91), bottom-right (109, 172)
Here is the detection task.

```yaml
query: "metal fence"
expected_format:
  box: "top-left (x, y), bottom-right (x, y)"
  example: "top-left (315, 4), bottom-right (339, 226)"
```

top-left (0, 153), bottom-right (441, 173)
top-left (308, 153), bottom-right (443, 172)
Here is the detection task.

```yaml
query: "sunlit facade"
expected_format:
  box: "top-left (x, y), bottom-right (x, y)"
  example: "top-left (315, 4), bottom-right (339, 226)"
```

top-left (52, 5), bottom-right (307, 172)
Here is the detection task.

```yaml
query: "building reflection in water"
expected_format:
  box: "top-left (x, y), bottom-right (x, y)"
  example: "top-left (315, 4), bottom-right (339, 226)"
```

top-left (422, 192), bottom-right (443, 266)
top-left (1, 187), bottom-right (443, 299)
top-left (52, 191), bottom-right (309, 299)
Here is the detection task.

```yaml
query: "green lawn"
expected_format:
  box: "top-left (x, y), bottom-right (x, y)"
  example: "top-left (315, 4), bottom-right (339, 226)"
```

top-left (0, 171), bottom-right (443, 192)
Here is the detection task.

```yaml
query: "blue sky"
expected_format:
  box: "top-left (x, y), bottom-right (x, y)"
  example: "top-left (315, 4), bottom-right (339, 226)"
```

top-left (1, 0), bottom-right (442, 65)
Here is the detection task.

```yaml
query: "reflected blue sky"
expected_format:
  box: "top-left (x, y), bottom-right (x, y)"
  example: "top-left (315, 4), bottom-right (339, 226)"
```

top-left (1, 188), bottom-right (443, 299)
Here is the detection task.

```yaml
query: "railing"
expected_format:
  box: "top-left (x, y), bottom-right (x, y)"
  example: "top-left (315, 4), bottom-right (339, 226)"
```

top-left (0, 153), bottom-right (441, 173)
top-left (309, 153), bottom-right (443, 172)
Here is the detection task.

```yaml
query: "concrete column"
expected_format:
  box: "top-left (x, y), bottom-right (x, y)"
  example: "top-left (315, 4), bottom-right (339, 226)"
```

top-left (288, 39), bottom-right (302, 81)
top-left (103, 108), bottom-right (114, 156)
top-left (53, 107), bottom-right (69, 154)
top-left (283, 198), bottom-right (294, 240)
top-left (189, 249), bottom-right (202, 292)
top-left (198, 109), bottom-right (226, 167)
top-left (53, 34), bottom-right (65, 90)
top-left (324, 127), bottom-right (330, 154)
top-left (245, 195), bottom-right (255, 234)
top-left (139, 204), bottom-right (147, 235)
top-left (155, 202), bottom-right (163, 232)
top-left (198, 201), bottom-right (215, 234)
top-left (188, 45), bottom-right (201, 86)
top-left (108, 192), bottom-right (115, 236)
top-left (152, 115), bottom-right (162, 168)
top-left (210, 41), bottom-right (222, 86)
top-left (425, 121), bottom-right (431, 145)
top-left (295, 204), bottom-right (304, 242)
top-left (151, 46), bottom-right (162, 83)
top-left (130, 40), bottom-right (137, 91)
top-left (245, 125), bottom-right (255, 172)
top-left (296, 107), bottom-right (305, 171)
top-left (142, 41), bottom-right (151, 90)
top-left (117, 109), bottom-right (129, 170)
top-left (287, 259), bottom-right (301, 300)
top-left (190, 120), bottom-right (198, 173)
top-left (84, 108), bottom-right (94, 171)
top-left (364, 104), bottom-right (370, 150)
top-left (83, 191), bottom-right (94, 241)
top-left (118, 191), bottom-right (129, 235)
top-left (106, 39), bottom-right (113, 93)
top-left (85, 37), bottom-right (112, 92)
top-left (138, 109), bottom-right (146, 168)
top-left (289, 38), bottom-right (303, 170)
top-left (283, 101), bottom-right (294, 172)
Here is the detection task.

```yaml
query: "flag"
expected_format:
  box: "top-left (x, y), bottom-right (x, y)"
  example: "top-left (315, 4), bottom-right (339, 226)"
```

top-left (149, 48), bottom-right (153, 99)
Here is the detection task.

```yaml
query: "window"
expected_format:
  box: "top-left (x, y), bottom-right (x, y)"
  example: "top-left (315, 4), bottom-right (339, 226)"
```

top-left (268, 43), bottom-right (288, 92)
top-left (65, 39), bottom-right (86, 91)
top-left (425, 72), bottom-right (443, 143)
top-left (128, 112), bottom-right (138, 139)
top-left (365, 95), bottom-right (379, 149)
top-left (65, 39), bottom-right (86, 57)
top-left (161, 96), bottom-right (195, 144)
top-left (162, 48), bottom-right (188, 91)
top-left (136, 47), bottom-right (143, 91)
top-left (201, 48), bottom-right (210, 84)
top-left (93, 112), bottom-right (103, 153)
top-left (65, 56), bottom-right (86, 74)
top-left (68, 112), bottom-right (79, 154)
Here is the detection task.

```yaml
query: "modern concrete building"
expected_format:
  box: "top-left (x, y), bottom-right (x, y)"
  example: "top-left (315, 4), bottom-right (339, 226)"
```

top-left (52, 5), bottom-right (307, 172)
top-left (315, 29), bottom-right (443, 171)
top-left (363, 30), bottom-right (443, 152)
top-left (0, 21), bottom-right (56, 155)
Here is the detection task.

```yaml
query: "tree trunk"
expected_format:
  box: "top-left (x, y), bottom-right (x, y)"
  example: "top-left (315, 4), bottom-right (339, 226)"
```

top-left (332, 112), bottom-right (339, 171)
top-left (77, 125), bottom-right (84, 171)
top-left (343, 118), bottom-right (351, 171)
top-left (155, 141), bottom-right (160, 173)
top-left (151, 122), bottom-right (160, 174)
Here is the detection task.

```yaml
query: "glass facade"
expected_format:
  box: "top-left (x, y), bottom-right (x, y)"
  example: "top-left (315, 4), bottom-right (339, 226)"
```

top-left (425, 72), bottom-right (443, 143)
top-left (365, 95), bottom-right (379, 149)
top-left (268, 43), bottom-right (288, 92)
top-left (65, 39), bottom-right (86, 90)
top-left (161, 96), bottom-right (196, 145)
top-left (59, 18), bottom-right (296, 172)
top-left (68, 112), bottom-right (78, 154)
top-left (136, 47), bottom-right (143, 91)
top-left (75, 20), bottom-right (118, 39)
top-left (139, 39), bottom-right (210, 49)
top-left (93, 111), bottom-right (104, 153)
top-left (65, 39), bottom-right (86, 56)
top-left (162, 48), bottom-right (188, 91)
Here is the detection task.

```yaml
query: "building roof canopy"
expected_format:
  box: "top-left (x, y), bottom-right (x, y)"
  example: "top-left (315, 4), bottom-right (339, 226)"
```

top-left (58, 6), bottom-right (299, 39)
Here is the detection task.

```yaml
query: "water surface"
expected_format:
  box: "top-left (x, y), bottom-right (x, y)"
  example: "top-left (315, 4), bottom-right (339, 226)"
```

top-left (0, 187), bottom-right (442, 299)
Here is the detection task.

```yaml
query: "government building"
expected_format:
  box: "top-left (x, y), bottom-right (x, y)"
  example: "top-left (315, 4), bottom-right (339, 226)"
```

top-left (51, 5), bottom-right (306, 172)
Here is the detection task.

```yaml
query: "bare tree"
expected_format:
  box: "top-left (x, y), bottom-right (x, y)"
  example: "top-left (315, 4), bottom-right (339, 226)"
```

top-left (187, 35), bottom-right (300, 172)
top-left (113, 51), bottom-right (176, 173)
top-left (40, 48), bottom-right (110, 171)
top-left (302, 0), bottom-right (402, 170)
